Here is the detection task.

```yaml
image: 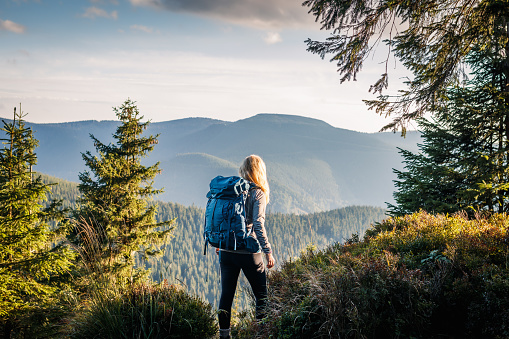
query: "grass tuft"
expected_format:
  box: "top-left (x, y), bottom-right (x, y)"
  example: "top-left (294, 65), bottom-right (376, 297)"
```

top-left (63, 218), bottom-right (217, 339)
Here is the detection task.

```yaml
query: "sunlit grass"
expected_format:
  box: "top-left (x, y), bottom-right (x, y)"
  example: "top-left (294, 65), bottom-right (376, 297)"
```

top-left (236, 211), bottom-right (509, 338)
top-left (63, 218), bottom-right (217, 339)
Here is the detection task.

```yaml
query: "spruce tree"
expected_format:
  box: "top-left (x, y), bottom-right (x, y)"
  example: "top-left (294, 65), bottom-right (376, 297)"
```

top-left (390, 49), bottom-right (509, 215)
top-left (389, 120), bottom-right (468, 215)
top-left (303, 0), bottom-right (509, 133)
top-left (77, 99), bottom-right (173, 282)
top-left (304, 1), bottom-right (509, 215)
top-left (0, 106), bottom-right (74, 336)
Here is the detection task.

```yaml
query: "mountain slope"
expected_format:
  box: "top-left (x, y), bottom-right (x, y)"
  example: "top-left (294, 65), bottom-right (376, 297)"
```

top-left (3, 113), bottom-right (420, 213)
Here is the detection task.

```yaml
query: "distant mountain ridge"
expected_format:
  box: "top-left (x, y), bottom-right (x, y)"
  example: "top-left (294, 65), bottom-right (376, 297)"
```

top-left (2, 113), bottom-right (420, 213)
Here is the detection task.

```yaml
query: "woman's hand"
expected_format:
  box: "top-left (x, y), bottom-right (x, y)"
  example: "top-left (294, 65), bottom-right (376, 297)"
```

top-left (215, 248), bottom-right (220, 255)
top-left (265, 253), bottom-right (275, 269)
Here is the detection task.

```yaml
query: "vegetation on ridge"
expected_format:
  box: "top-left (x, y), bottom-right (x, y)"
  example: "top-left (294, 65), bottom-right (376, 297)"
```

top-left (0, 107), bottom-right (75, 338)
top-left (66, 218), bottom-right (215, 339)
top-left (236, 211), bottom-right (509, 338)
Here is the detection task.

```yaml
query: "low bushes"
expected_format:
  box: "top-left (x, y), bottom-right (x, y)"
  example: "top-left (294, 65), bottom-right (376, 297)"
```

top-left (67, 281), bottom-right (217, 339)
top-left (238, 211), bottom-right (509, 338)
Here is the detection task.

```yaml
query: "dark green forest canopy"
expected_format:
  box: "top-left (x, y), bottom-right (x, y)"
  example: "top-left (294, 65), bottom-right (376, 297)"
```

top-left (304, 0), bottom-right (509, 132)
top-left (39, 173), bottom-right (80, 210)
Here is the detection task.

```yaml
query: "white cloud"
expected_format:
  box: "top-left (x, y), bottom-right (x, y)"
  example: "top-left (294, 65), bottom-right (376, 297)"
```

top-left (82, 7), bottom-right (118, 20)
top-left (0, 48), bottom-right (394, 132)
top-left (130, 0), bottom-right (152, 6)
top-left (130, 25), bottom-right (153, 33)
top-left (0, 19), bottom-right (26, 34)
top-left (264, 32), bottom-right (282, 45)
top-left (129, 0), bottom-right (317, 30)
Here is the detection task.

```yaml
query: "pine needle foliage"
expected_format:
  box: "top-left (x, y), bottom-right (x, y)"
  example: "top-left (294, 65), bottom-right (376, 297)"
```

top-left (303, 0), bottom-right (509, 133)
top-left (0, 106), bottom-right (75, 337)
top-left (389, 48), bottom-right (509, 216)
top-left (76, 99), bottom-right (174, 283)
top-left (238, 211), bottom-right (509, 338)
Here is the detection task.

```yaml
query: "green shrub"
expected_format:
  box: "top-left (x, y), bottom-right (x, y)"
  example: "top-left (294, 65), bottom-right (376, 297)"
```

top-left (67, 281), bottom-right (217, 339)
top-left (251, 255), bottom-right (432, 339)
top-left (240, 211), bottom-right (509, 338)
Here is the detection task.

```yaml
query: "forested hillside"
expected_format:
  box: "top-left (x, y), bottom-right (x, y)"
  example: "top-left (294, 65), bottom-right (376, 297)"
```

top-left (40, 173), bottom-right (387, 307)
top-left (39, 173), bottom-right (80, 209)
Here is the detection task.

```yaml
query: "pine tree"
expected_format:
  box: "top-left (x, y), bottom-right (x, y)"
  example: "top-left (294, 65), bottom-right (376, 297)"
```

top-left (389, 121), bottom-right (467, 215)
top-left (390, 48), bottom-right (509, 215)
top-left (0, 106), bottom-right (74, 336)
top-left (77, 99), bottom-right (173, 282)
top-left (303, 0), bottom-right (509, 133)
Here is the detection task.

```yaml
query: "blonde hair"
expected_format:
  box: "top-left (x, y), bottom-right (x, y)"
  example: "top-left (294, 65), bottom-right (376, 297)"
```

top-left (239, 155), bottom-right (270, 204)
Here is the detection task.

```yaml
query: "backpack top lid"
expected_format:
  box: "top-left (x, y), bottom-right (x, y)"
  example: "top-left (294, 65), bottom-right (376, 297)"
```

top-left (207, 175), bottom-right (250, 199)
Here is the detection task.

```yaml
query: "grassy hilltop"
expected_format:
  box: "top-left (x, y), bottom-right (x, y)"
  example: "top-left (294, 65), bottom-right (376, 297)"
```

top-left (234, 211), bottom-right (509, 338)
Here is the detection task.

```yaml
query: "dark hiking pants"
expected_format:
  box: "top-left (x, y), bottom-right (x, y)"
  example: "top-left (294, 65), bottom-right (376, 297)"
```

top-left (218, 251), bottom-right (267, 329)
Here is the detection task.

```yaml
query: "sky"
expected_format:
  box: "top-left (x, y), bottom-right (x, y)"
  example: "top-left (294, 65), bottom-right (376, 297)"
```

top-left (1, 0), bottom-right (411, 132)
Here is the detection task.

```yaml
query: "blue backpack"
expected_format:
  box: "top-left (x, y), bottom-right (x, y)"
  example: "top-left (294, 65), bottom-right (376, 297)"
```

top-left (203, 175), bottom-right (260, 254)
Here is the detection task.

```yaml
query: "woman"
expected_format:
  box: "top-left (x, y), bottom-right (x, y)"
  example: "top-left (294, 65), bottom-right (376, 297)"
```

top-left (217, 155), bottom-right (275, 339)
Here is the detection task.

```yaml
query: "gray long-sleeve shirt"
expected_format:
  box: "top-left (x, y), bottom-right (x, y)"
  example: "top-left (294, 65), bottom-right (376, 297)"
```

top-left (245, 188), bottom-right (272, 254)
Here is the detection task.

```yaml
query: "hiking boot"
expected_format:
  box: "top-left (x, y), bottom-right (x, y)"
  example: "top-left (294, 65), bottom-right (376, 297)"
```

top-left (219, 328), bottom-right (231, 339)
